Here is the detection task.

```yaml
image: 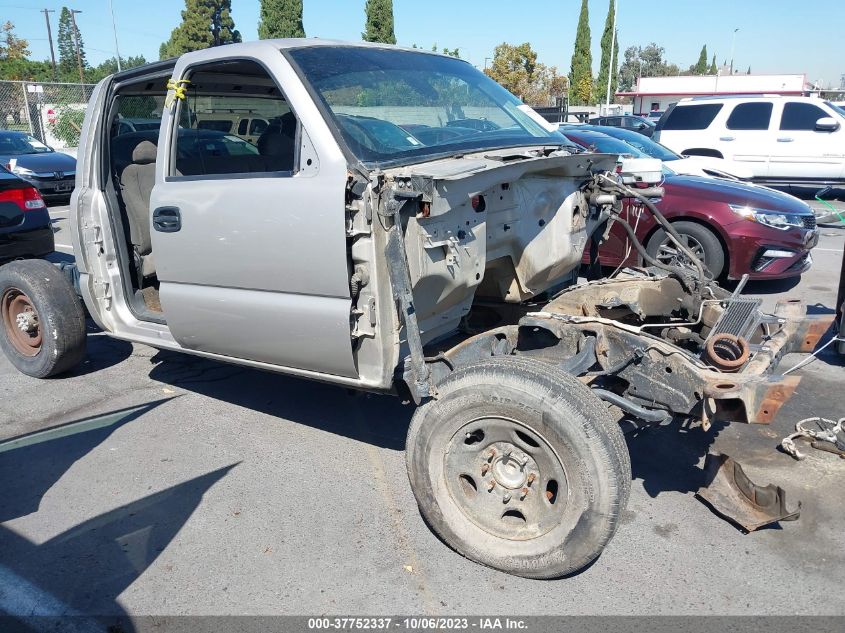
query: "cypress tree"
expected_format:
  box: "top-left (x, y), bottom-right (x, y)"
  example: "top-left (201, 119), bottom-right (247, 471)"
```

top-left (693, 45), bottom-right (707, 74)
top-left (57, 7), bottom-right (86, 78)
top-left (708, 54), bottom-right (717, 75)
top-left (568, 0), bottom-right (592, 105)
top-left (362, 0), bottom-right (396, 44)
top-left (595, 0), bottom-right (618, 102)
top-left (259, 0), bottom-right (305, 39)
top-left (160, 0), bottom-right (241, 60)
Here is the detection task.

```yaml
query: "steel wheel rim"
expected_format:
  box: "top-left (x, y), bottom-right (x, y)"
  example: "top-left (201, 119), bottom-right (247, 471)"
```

top-left (1, 287), bottom-right (42, 357)
top-left (444, 416), bottom-right (568, 540)
top-left (656, 233), bottom-right (706, 268)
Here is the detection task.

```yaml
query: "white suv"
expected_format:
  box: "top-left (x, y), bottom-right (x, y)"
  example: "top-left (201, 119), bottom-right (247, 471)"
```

top-left (654, 96), bottom-right (845, 187)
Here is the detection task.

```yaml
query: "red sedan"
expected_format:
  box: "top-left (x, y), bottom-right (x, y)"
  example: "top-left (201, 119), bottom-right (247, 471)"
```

top-left (563, 129), bottom-right (819, 280)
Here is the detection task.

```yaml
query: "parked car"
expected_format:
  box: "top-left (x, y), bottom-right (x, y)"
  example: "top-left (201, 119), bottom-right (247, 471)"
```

top-left (654, 96), bottom-right (845, 188)
top-left (0, 166), bottom-right (53, 262)
top-left (0, 40), bottom-right (829, 580)
top-left (562, 128), bottom-right (818, 280)
top-left (645, 110), bottom-right (664, 123)
top-left (588, 115), bottom-right (655, 137)
top-left (0, 131), bottom-right (77, 201)
top-left (571, 124), bottom-right (754, 180)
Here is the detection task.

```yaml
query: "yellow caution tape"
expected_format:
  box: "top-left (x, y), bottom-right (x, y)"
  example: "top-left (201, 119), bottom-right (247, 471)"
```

top-left (165, 78), bottom-right (191, 106)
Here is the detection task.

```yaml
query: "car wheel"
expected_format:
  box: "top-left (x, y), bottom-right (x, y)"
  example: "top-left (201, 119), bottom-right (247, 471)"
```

top-left (646, 221), bottom-right (725, 279)
top-left (405, 355), bottom-right (630, 579)
top-left (0, 259), bottom-right (86, 378)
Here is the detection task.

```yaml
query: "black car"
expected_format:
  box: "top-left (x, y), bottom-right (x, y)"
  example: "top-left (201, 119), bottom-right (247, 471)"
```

top-left (588, 114), bottom-right (655, 137)
top-left (0, 131), bottom-right (77, 201)
top-left (0, 166), bottom-right (54, 261)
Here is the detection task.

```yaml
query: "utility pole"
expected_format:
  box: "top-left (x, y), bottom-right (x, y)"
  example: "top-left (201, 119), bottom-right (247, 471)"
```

top-left (729, 28), bottom-right (739, 75)
top-left (108, 0), bottom-right (122, 72)
top-left (69, 9), bottom-right (85, 85)
top-left (605, 0), bottom-right (618, 108)
top-left (42, 8), bottom-right (57, 82)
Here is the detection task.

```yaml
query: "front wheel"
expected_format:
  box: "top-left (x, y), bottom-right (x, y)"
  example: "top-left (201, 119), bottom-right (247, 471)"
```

top-left (646, 220), bottom-right (725, 279)
top-left (406, 356), bottom-right (631, 579)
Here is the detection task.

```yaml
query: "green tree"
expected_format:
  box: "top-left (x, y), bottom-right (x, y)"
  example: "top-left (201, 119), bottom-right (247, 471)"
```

top-left (691, 44), bottom-right (707, 75)
top-left (85, 55), bottom-right (147, 83)
top-left (258, 0), bottom-right (305, 39)
top-left (57, 7), bottom-right (87, 79)
top-left (595, 0), bottom-right (618, 102)
top-left (160, 0), bottom-right (241, 59)
top-left (708, 54), bottom-right (717, 75)
top-left (568, 0), bottom-right (592, 105)
top-left (362, 0), bottom-right (396, 44)
top-left (0, 21), bottom-right (30, 60)
top-left (747, 66), bottom-right (751, 75)
top-left (617, 43), bottom-right (681, 92)
top-left (486, 42), bottom-right (567, 106)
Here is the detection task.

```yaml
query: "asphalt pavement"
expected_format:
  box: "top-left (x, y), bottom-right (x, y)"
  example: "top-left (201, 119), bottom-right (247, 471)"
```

top-left (0, 198), bottom-right (843, 618)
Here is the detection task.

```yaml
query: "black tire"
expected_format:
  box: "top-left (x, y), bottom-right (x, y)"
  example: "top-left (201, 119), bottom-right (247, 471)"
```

top-left (0, 259), bottom-right (86, 378)
top-left (646, 220), bottom-right (725, 279)
top-left (406, 356), bottom-right (631, 579)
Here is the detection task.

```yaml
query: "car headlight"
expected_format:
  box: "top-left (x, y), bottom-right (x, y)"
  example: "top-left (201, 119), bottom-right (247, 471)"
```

top-left (11, 165), bottom-right (36, 177)
top-left (728, 204), bottom-right (807, 231)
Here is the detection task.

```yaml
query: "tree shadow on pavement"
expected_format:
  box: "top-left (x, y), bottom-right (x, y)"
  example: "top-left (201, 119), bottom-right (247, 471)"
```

top-left (147, 350), bottom-right (413, 451)
top-left (0, 400), bottom-right (237, 629)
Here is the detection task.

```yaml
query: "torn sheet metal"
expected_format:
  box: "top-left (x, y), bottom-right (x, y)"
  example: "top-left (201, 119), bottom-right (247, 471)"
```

top-left (696, 453), bottom-right (801, 532)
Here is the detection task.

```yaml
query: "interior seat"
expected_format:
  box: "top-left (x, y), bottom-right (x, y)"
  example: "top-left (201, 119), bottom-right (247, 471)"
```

top-left (256, 111), bottom-right (297, 172)
top-left (119, 140), bottom-right (157, 277)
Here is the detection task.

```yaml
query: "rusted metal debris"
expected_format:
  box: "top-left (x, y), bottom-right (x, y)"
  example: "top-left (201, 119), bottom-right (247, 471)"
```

top-left (696, 453), bottom-right (801, 532)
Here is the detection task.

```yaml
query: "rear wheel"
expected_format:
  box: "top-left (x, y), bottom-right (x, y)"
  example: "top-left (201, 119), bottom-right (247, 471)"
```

top-left (646, 220), bottom-right (725, 279)
top-left (406, 356), bottom-right (630, 579)
top-left (0, 259), bottom-right (86, 377)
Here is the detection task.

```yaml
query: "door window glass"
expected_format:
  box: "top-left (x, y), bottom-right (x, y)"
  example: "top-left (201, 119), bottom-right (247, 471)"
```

top-left (726, 102), bottom-right (773, 130)
top-left (779, 102), bottom-right (829, 130)
top-left (660, 104), bottom-right (722, 130)
top-left (171, 59), bottom-right (297, 177)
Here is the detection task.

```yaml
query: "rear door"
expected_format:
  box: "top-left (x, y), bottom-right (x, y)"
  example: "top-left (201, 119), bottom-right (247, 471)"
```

top-left (769, 100), bottom-right (845, 182)
top-left (720, 100), bottom-right (773, 178)
top-left (149, 48), bottom-right (357, 378)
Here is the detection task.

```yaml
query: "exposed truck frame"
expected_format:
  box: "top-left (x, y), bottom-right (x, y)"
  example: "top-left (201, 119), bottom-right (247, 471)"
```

top-left (0, 40), bottom-right (833, 579)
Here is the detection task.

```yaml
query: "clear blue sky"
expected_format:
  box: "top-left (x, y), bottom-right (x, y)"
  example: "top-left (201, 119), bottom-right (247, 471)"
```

top-left (3, 0), bottom-right (843, 87)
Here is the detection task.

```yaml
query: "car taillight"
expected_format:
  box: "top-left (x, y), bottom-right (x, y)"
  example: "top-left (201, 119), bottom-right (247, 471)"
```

top-left (0, 187), bottom-right (46, 211)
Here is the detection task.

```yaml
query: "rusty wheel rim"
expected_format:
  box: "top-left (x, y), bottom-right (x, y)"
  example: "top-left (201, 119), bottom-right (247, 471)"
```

top-left (1, 287), bottom-right (42, 357)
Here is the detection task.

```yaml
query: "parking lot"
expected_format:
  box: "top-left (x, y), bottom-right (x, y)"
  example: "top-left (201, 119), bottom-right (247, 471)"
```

top-left (0, 199), bottom-right (844, 618)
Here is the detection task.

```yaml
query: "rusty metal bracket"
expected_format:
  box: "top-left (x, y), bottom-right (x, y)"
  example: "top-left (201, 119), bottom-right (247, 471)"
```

top-left (696, 453), bottom-right (801, 532)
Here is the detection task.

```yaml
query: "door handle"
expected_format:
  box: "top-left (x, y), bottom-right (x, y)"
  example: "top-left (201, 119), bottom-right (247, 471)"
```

top-left (152, 206), bottom-right (181, 233)
top-left (719, 136), bottom-right (735, 141)
top-left (777, 137), bottom-right (794, 142)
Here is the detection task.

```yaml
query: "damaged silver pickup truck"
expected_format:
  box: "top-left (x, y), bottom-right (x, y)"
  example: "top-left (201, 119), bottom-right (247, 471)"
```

top-left (0, 40), bottom-right (833, 578)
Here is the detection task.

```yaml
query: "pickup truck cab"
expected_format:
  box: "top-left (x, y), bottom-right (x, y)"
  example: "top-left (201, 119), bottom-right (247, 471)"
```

top-left (0, 40), bottom-right (832, 578)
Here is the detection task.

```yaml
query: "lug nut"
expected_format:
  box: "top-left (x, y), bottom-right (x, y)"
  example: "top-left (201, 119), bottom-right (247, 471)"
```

top-left (481, 463), bottom-right (490, 476)
top-left (527, 473), bottom-right (536, 485)
top-left (520, 487), bottom-right (529, 500)
top-left (488, 480), bottom-right (496, 491)
top-left (486, 448), bottom-right (496, 462)
top-left (502, 493), bottom-right (511, 503)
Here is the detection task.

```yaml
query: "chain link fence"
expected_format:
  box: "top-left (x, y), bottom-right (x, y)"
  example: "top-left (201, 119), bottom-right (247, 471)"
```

top-left (0, 80), bottom-right (96, 150)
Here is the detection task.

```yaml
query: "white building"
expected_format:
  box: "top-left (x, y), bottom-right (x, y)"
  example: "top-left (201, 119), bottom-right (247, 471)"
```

top-left (617, 74), bottom-right (810, 115)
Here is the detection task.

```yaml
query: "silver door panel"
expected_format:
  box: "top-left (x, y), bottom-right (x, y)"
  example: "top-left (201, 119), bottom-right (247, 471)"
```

top-left (159, 283), bottom-right (357, 377)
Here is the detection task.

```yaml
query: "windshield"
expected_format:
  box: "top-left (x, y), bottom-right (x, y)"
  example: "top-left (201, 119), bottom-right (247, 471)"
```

top-left (825, 101), bottom-right (845, 119)
top-left (287, 46), bottom-right (566, 167)
top-left (0, 134), bottom-right (53, 156)
top-left (564, 133), bottom-right (649, 158)
top-left (600, 130), bottom-right (680, 161)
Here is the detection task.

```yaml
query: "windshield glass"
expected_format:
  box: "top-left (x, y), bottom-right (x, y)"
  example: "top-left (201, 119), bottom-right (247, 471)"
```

top-left (825, 101), bottom-right (845, 119)
top-left (602, 130), bottom-right (680, 161)
top-left (564, 133), bottom-right (648, 158)
top-left (0, 133), bottom-right (53, 156)
top-left (287, 46), bottom-right (566, 167)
